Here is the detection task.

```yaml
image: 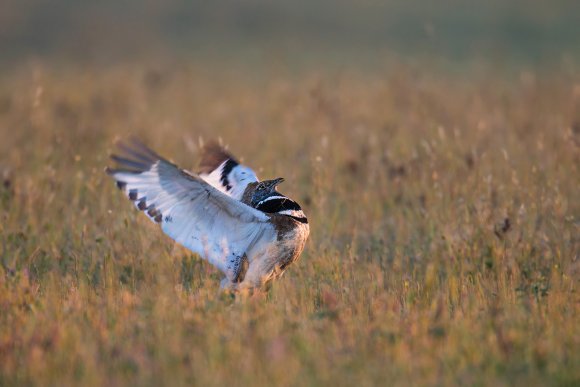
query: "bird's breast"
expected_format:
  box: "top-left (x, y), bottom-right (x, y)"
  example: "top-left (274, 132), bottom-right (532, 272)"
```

top-left (275, 219), bottom-right (309, 267)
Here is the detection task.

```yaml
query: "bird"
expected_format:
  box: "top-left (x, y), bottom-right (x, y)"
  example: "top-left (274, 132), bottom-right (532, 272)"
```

top-left (105, 138), bottom-right (309, 292)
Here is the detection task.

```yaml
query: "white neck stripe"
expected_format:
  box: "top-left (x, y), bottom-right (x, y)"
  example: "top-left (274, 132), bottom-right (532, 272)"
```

top-left (278, 209), bottom-right (305, 216)
top-left (257, 196), bottom-right (287, 206)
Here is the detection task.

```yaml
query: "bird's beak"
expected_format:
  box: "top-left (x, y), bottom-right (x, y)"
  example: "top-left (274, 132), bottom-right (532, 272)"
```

top-left (269, 177), bottom-right (285, 188)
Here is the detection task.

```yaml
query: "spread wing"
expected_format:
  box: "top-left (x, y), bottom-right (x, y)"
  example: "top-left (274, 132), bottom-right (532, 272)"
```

top-left (198, 142), bottom-right (259, 201)
top-left (106, 139), bottom-right (276, 281)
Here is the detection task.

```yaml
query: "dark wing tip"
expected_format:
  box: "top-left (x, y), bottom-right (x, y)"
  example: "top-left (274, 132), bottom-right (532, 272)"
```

top-left (198, 141), bottom-right (238, 174)
top-left (116, 180), bottom-right (127, 190)
top-left (106, 137), bottom-right (168, 174)
top-left (110, 154), bottom-right (151, 171)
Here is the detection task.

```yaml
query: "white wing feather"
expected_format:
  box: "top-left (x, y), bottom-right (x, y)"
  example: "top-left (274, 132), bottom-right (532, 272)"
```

top-left (200, 161), bottom-right (259, 200)
top-left (106, 141), bottom-right (276, 281)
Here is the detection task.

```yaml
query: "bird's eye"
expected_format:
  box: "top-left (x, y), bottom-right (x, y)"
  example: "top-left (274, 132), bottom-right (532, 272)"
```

top-left (257, 183), bottom-right (265, 191)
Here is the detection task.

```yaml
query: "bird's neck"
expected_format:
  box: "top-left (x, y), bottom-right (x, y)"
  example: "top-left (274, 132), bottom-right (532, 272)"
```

top-left (240, 185), bottom-right (255, 206)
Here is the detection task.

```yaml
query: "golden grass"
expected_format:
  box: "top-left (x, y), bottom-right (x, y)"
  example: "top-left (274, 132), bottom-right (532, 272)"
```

top-left (0, 62), bottom-right (579, 386)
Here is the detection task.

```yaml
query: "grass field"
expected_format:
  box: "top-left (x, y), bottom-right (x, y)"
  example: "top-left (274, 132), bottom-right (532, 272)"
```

top-left (0, 62), bottom-right (579, 386)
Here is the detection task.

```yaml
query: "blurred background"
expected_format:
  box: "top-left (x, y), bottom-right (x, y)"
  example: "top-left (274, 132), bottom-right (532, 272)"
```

top-left (1, 0), bottom-right (579, 71)
top-left (1, 2), bottom-right (579, 385)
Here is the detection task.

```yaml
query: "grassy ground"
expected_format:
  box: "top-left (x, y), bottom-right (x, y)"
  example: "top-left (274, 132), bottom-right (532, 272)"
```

top-left (0, 62), bottom-right (578, 386)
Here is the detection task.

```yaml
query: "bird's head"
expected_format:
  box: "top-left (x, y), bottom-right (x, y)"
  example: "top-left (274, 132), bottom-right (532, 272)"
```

top-left (249, 177), bottom-right (284, 207)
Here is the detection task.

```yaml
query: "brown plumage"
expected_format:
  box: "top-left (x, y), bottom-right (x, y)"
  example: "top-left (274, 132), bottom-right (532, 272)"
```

top-left (198, 142), bottom-right (237, 174)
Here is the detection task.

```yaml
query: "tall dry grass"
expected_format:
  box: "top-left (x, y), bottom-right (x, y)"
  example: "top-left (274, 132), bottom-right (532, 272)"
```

top-left (0, 62), bottom-right (579, 385)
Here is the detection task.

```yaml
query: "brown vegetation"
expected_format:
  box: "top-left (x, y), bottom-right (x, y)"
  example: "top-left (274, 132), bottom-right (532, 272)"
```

top-left (0, 62), bottom-right (579, 385)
